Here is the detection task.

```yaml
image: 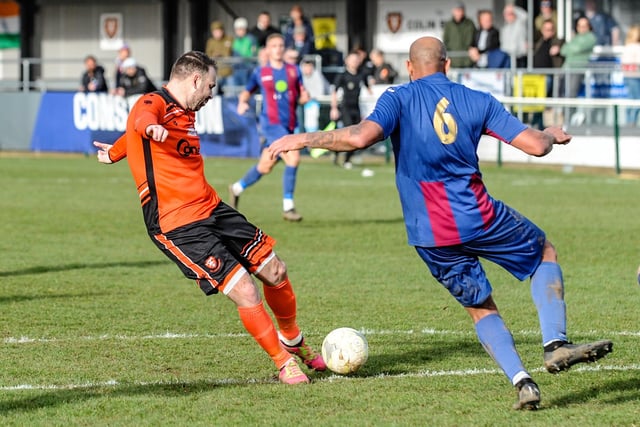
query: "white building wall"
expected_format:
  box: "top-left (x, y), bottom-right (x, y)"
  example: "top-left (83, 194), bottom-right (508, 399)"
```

top-left (36, 1), bottom-right (164, 88)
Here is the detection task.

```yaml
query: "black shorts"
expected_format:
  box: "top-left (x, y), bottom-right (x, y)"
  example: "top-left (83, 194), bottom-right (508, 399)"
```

top-left (340, 105), bottom-right (361, 126)
top-left (151, 202), bottom-right (276, 296)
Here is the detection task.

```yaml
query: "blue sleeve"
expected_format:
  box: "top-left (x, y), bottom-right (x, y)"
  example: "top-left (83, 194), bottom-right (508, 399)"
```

top-left (483, 93), bottom-right (527, 143)
top-left (245, 67), bottom-right (260, 93)
top-left (296, 66), bottom-right (304, 88)
top-left (365, 87), bottom-right (401, 139)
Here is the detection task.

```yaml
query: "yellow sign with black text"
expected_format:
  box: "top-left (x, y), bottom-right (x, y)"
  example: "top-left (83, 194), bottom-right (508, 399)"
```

top-left (513, 75), bottom-right (547, 113)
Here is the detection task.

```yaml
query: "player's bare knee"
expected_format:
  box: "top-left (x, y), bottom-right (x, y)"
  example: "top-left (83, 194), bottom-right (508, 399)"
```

top-left (227, 277), bottom-right (261, 306)
top-left (256, 163), bottom-right (274, 174)
top-left (261, 255), bottom-right (287, 285)
top-left (271, 256), bottom-right (288, 283)
top-left (542, 240), bottom-right (558, 262)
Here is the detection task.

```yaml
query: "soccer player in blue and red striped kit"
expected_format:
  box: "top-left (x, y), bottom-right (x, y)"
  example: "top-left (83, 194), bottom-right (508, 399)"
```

top-left (267, 36), bottom-right (613, 410)
top-left (230, 33), bottom-right (309, 222)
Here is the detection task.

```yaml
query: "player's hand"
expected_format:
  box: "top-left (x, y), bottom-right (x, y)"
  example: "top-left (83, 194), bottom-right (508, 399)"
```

top-left (146, 124), bottom-right (168, 142)
top-left (267, 135), bottom-right (303, 160)
top-left (544, 126), bottom-right (572, 145)
top-left (93, 141), bottom-right (113, 164)
top-left (237, 101), bottom-right (250, 115)
top-left (330, 106), bottom-right (340, 121)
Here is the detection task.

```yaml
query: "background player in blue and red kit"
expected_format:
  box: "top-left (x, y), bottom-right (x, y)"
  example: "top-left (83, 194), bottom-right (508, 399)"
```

top-left (268, 37), bottom-right (613, 409)
top-left (229, 33), bottom-right (309, 222)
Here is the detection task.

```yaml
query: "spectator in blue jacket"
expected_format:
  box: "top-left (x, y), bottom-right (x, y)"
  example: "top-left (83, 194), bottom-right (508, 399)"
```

top-left (284, 5), bottom-right (314, 51)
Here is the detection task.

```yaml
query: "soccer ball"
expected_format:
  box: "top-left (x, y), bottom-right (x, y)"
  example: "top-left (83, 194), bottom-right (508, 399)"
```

top-left (321, 327), bottom-right (369, 374)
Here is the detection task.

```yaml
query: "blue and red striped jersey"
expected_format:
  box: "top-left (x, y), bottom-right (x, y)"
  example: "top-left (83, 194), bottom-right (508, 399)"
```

top-left (367, 72), bottom-right (527, 247)
top-left (246, 62), bottom-right (302, 132)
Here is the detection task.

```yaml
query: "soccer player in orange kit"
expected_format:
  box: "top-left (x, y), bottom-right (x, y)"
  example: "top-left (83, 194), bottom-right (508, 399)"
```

top-left (93, 50), bottom-right (325, 384)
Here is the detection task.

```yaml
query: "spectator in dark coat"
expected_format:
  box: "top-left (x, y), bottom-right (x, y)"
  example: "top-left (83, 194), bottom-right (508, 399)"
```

top-left (250, 11), bottom-right (280, 48)
top-left (115, 58), bottom-right (157, 98)
top-left (369, 48), bottom-right (398, 84)
top-left (442, 2), bottom-right (476, 68)
top-left (80, 55), bottom-right (108, 93)
top-left (284, 5), bottom-right (314, 50)
top-left (287, 25), bottom-right (315, 61)
top-left (468, 9), bottom-right (501, 68)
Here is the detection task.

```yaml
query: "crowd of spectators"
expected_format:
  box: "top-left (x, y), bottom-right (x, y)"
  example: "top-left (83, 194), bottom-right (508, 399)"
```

top-left (442, 1), bottom-right (623, 70)
top-left (80, 1), bottom-right (637, 127)
top-left (440, 1), bottom-right (638, 127)
top-left (80, 43), bottom-right (156, 98)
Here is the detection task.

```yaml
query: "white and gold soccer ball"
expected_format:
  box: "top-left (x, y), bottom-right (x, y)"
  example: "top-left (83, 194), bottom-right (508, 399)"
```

top-left (321, 327), bottom-right (369, 374)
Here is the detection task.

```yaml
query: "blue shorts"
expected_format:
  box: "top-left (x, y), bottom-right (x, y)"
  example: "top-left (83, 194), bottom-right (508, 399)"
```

top-left (260, 123), bottom-right (293, 147)
top-left (415, 202), bottom-right (545, 307)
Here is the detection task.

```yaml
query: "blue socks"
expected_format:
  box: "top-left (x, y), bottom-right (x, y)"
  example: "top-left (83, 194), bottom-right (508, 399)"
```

top-left (475, 313), bottom-right (529, 385)
top-left (283, 166), bottom-right (298, 200)
top-left (240, 165), bottom-right (263, 189)
top-left (531, 261), bottom-right (567, 346)
top-left (238, 165), bottom-right (298, 209)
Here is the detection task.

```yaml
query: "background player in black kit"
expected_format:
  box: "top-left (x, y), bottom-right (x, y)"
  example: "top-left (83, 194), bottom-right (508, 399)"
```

top-left (329, 51), bottom-right (372, 168)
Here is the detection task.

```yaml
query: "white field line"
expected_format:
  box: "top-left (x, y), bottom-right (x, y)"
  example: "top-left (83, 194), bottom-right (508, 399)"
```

top-left (3, 364), bottom-right (640, 392)
top-left (2, 329), bottom-right (637, 392)
top-left (4, 328), bottom-right (640, 345)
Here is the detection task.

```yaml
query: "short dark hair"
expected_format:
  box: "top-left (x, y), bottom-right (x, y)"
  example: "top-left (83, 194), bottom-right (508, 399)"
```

top-left (170, 51), bottom-right (217, 80)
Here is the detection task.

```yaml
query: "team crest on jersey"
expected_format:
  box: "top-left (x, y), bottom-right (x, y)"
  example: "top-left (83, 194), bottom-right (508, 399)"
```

top-left (204, 256), bottom-right (223, 273)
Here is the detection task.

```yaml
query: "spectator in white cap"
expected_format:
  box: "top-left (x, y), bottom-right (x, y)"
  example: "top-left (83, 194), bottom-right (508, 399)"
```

top-left (114, 43), bottom-right (131, 89)
top-left (115, 57), bottom-right (157, 98)
top-left (231, 16), bottom-right (258, 87)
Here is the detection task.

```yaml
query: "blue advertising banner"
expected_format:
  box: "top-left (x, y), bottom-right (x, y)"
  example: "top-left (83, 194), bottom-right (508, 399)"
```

top-left (30, 92), bottom-right (260, 157)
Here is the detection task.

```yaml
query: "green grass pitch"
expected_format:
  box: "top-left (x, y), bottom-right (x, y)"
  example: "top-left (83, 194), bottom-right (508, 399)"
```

top-left (1, 154), bottom-right (640, 426)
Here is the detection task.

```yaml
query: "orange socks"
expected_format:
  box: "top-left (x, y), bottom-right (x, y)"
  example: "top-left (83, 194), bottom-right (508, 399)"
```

top-left (262, 278), bottom-right (301, 342)
top-left (237, 302), bottom-right (291, 369)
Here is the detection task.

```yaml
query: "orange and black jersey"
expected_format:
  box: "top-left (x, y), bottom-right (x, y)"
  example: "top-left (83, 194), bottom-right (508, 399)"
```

top-left (108, 87), bottom-right (221, 234)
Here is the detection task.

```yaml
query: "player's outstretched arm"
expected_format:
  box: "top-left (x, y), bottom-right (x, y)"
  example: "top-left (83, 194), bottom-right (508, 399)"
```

top-left (94, 133), bottom-right (128, 164)
top-left (510, 126), bottom-right (572, 157)
top-left (267, 120), bottom-right (384, 160)
top-left (93, 141), bottom-right (114, 164)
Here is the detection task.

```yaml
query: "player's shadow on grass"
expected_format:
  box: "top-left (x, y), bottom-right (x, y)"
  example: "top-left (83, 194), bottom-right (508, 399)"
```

top-left (354, 335), bottom-right (498, 377)
top-left (344, 333), bottom-right (542, 378)
top-left (546, 374), bottom-right (640, 407)
top-left (0, 292), bottom-right (110, 304)
top-left (300, 217), bottom-right (405, 228)
top-left (0, 380), bottom-right (258, 414)
top-left (0, 260), bottom-right (166, 277)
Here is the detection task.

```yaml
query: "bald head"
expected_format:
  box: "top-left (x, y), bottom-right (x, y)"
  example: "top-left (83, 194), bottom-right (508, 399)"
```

top-left (407, 37), bottom-right (448, 80)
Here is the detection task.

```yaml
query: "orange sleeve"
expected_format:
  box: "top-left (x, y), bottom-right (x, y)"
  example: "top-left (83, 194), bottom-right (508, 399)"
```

top-left (108, 134), bottom-right (127, 163)
top-left (133, 94), bottom-right (166, 136)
